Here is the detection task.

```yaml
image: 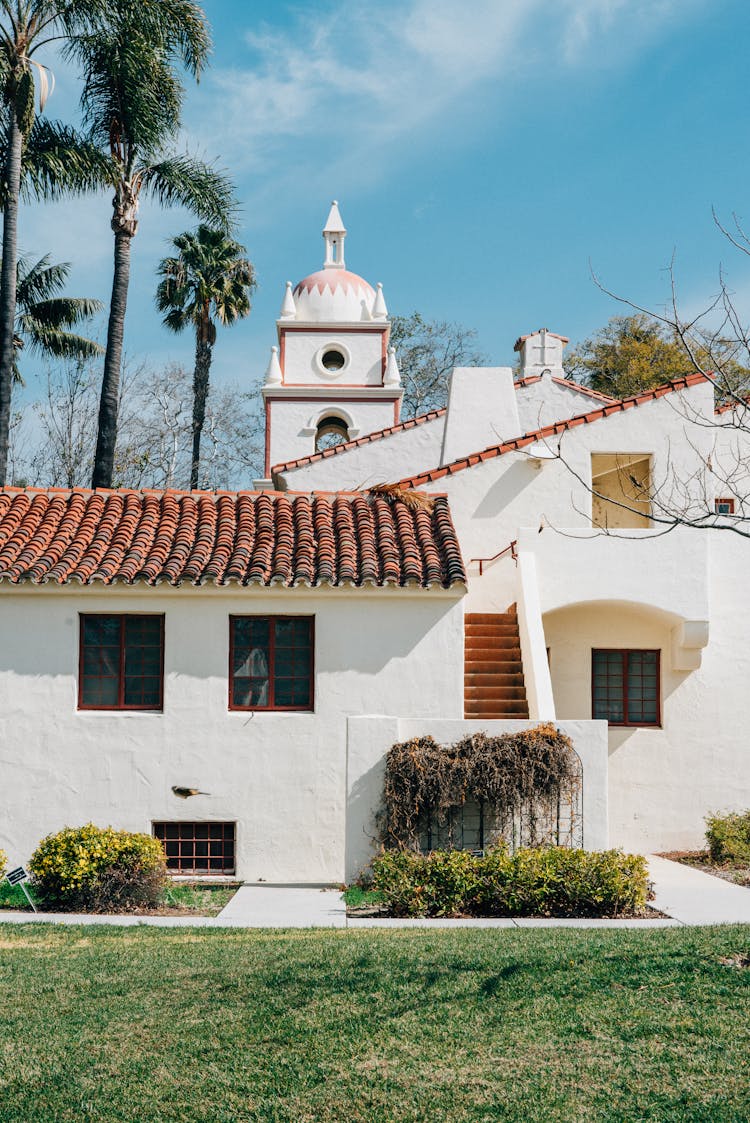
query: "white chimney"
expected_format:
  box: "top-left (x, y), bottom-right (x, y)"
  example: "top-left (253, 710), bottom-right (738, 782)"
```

top-left (440, 367), bottom-right (521, 465)
top-left (515, 328), bottom-right (569, 378)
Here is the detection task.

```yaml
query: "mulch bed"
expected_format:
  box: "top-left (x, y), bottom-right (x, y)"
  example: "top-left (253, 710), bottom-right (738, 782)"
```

top-left (659, 850), bottom-right (750, 888)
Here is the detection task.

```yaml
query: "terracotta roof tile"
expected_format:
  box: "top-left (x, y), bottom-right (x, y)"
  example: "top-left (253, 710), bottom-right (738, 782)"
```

top-left (397, 371), bottom-right (711, 488)
top-left (0, 488), bottom-right (465, 590)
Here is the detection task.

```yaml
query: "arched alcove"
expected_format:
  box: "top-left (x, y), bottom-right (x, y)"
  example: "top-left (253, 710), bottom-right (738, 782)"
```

top-left (315, 414), bottom-right (351, 452)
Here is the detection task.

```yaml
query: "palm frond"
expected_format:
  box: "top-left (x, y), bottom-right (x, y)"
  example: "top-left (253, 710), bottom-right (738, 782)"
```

top-left (20, 323), bottom-right (103, 361)
top-left (11, 118), bottom-right (114, 204)
top-left (19, 295), bottom-right (103, 332)
top-left (155, 224), bottom-right (254, 335)
top-left (144, 156), bottom-right (236, 231)
top-left (15, 255), bottom-right (70, 304)
top-left (368, 483), bottom-right (435, 511)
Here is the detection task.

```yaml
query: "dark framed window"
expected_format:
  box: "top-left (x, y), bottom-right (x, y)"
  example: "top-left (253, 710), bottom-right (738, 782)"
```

top-left (592, 649), bottom-right (660, 727)
top-left (153, 822), bottom-right (235, 874)
top-left (79, 614), bottom-right (164, 710)
top-left (230, 616), bottom-right (314, 711)
top-left (715, 497), bottom-right (735, 515)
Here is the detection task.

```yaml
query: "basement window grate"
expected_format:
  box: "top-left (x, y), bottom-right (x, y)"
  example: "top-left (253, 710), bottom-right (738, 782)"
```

top-left (153, 821), bottom-right (236, 874)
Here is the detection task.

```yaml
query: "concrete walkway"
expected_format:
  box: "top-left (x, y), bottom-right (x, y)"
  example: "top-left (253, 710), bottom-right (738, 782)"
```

top-left (647, 854), bottom-right (750, 925)
top-left (0, 858), bottom-right (748, 929)
top-left (217, 886), bottom-right (346, 927)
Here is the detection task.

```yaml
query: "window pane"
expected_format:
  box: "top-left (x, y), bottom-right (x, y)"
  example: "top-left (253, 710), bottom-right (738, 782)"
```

top-left (231, 617), bottom-right (312, 710)
top-left (81, 614), bottom-right (162, 709)
top-left (124, 674), bottom-right (161, 707)
top-left (122, 617), bottom-right (162, 707)
top-left (81, 676), bottom-right (119, 707)
top-left (592, 650), bottom-right (625, 723)
top-left (83, 615), bottom-right (120, 647)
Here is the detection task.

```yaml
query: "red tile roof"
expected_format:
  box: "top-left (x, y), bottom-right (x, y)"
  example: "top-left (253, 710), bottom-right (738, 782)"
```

top-left (272, 407), bottom-right (447, 476)
top-left (514, 373), bottom-right (618, 403)
top-left (0, 489), bottom-right (466, 589)
top-left (396, 372), bottom-right (711, 488)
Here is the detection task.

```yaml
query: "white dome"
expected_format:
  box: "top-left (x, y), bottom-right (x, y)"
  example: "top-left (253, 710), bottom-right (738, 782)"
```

top-left (292, 269), bottom-right (375, 322)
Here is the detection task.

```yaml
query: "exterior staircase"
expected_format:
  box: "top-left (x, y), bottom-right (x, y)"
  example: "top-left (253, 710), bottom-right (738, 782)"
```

top-left (464, 606), bottom-right (529, 719)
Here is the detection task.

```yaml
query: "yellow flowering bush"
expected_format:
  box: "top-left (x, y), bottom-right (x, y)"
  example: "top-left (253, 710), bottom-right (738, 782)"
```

top-left (29, 824), bottom-right (168, 912)
top-left (0, 848), bottom-right (6, 880)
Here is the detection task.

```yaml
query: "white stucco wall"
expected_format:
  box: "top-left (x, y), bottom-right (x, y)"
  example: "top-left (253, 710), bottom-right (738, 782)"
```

top-left (277, 414), bottom-right (446, 491)
top-left (282, 328), bottom-right (385, 386)
top-left (515, 376), bottom-right (612, 431)
top-left (0, 585), bottom-right (464, 883)
top-left (441, 367), bottom-right (520, 464)
top-left (266, 395), bottom-right (399, 472)
top-left (543, 584), bottom-right (750, 853)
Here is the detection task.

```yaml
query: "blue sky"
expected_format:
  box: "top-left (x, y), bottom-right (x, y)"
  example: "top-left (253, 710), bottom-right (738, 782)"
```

top-left (15, 0), bottom-right (750, 401)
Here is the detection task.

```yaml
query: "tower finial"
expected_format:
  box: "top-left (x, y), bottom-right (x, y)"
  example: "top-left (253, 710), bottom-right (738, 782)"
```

top-left (279, 281), bottom-right (296, 320)
top-left (323, 200), bottom-right (346, 270)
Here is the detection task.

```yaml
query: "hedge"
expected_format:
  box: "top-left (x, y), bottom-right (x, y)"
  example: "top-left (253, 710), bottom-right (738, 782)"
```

top-left (705, 810), bottom-right (750, 865)
top-left (29, 824), bottom-right (168, 912)
top-left (368, 846), bottom-right (649, 918)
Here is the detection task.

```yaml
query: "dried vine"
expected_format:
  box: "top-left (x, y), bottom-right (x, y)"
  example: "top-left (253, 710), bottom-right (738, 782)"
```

top-left (380, 724), bottom-right (581, 851)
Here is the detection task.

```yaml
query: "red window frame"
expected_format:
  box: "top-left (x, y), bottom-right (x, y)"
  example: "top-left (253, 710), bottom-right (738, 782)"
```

top-left (229, 615), bottom-right (314, 712)
top-left (591, 648), bottom-right (661, 728)
top-left (715, 497), bottom-right (735, 514)
top-left (153, 821), bottom-right (236, 874)
top-left (79, 614), bottom-right (165, 711)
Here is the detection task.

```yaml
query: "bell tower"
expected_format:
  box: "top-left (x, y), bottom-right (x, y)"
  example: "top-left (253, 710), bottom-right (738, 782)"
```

top-left (258, 202), bottom-right (403, 482)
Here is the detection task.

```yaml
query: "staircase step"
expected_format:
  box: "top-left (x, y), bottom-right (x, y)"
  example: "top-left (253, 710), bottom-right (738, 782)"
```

top-left (464, 624), bottom-right (520, 638)
top-left (464, 605), bottom-right (528, 719)
top-left (465, 611), bottom-right (517, 624)
top-left (465, 701), bottom-right (530, 718)
top-left (464, 672), bottom-right (525, 687)
top-left (465, 645), bottom-right (522, 661)
top-left (465, 686), bottom-right (528, 702)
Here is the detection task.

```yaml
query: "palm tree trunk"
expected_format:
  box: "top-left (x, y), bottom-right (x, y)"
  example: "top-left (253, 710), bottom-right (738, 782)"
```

top-left (0, 114), bottom-right (24, 487)
top-left (190, 334), bottom-right (212, 489)
top-left (92, 229), bottom-right (132, 489)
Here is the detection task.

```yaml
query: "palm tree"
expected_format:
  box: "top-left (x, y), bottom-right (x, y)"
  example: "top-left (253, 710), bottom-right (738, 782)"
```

top-left (0, 0), bottom-right (106, 486)
top-left (156, 226), bottom-right (255, 489)
top-left (9, 253), bottom-right (102, 382)
top-left (66, 0), bottom-right (236, 490)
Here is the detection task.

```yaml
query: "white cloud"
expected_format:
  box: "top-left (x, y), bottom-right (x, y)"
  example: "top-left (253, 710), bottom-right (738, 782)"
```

top-left (189, 0), bottom-right (708, 206)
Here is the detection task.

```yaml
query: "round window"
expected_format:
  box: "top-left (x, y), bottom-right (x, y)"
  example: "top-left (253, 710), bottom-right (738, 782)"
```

top-left (321, 348), bottom-right (346, 372)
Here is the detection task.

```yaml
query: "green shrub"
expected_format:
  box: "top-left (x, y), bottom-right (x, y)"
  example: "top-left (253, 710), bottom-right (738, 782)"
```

top-left (29, 824), bottom-right (168, 912)
top-left (705, 810), bottom-right (750, 865)
top-left (368, 846), bottom-right (649, 918)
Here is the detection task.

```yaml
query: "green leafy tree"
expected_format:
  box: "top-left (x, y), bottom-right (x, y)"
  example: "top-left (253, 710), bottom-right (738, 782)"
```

top-left (390, 312), bottom-right (486, 418)
top-left (9, 253), bottom-right (102, 383)
top-left (0, 0), bottom-right (106, 486)
top-left (156, 226), bottom-right (255, 489)
top-left (66, 0), bottom-right (236, 490)
top-left (567, 313), bottom-right (750, 401)
top-left (565, 315), bottom-right (693, 398)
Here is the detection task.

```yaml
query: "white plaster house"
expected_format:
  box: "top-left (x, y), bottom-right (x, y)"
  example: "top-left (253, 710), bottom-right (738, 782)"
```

top-left (0, 203), bottom-right (747, 884)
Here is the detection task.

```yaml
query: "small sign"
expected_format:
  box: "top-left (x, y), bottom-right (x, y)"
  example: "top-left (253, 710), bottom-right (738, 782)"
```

top-left (4, 866), bottom-right (36, 911)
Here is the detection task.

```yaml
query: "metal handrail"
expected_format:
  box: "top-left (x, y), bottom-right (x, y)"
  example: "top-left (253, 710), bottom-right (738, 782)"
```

top-left (470, 539), bottom-right (518, 575)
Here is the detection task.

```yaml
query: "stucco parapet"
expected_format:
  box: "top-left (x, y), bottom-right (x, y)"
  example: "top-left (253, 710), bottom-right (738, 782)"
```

top-left (517, 525), bottom-right (710, 624)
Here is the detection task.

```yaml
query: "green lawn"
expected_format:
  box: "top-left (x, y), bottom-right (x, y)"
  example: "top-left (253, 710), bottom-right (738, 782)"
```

top-left (0, 926), bottom-right (748, 1122)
